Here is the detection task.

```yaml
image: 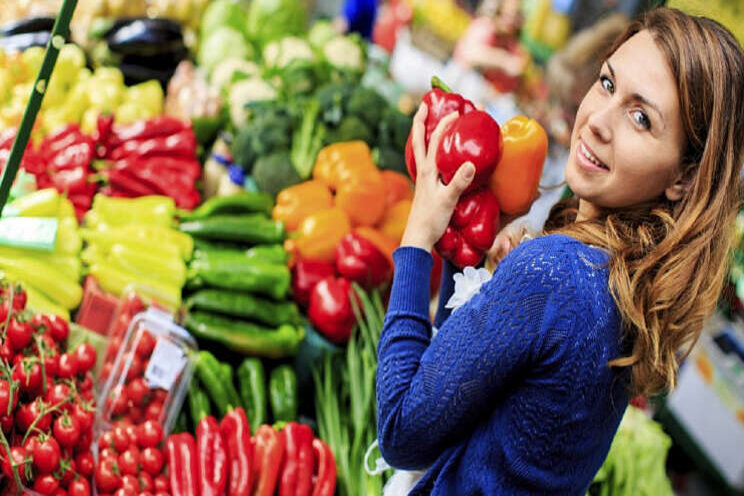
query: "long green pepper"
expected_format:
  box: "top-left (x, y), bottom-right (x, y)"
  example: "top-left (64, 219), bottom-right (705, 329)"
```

top-left (195, 351), bottom-right (232, 417)
top-left (269, 365), bottom-right (298, 422)
top-left (188, 376), bottom-right (212, 428)
top-left (219, 361), bottom-right (244, 411)
top-left (237, 358), bottom-right (267, 432)
top-left (186, 289), bottom-right (302, 326)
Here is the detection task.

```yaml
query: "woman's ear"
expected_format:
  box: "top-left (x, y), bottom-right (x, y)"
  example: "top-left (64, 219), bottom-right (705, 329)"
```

top-left (665, 164), bottom-right (695, 202)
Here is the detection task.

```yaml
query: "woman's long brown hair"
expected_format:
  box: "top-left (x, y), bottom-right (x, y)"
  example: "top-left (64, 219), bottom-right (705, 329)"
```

top-left (545, 8), bottom-right (744, 396)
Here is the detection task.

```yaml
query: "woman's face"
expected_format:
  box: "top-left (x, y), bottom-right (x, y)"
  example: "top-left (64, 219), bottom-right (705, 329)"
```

top-left (565, 30), bottom-right (687, 216)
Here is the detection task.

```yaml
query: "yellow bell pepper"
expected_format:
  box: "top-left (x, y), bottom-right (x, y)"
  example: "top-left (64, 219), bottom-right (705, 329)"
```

top-left (0, 255), bottom-right (81, 310)
top-left (377, 199), bottom-right (412, 245)
top-left (273, 180), bottom-right (334, 232)
top-left (286, 208), bottom-right (352, 263)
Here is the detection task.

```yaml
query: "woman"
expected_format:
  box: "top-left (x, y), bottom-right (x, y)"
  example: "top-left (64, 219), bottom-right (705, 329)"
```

top-left (376, 7), bottom-right (744, 495)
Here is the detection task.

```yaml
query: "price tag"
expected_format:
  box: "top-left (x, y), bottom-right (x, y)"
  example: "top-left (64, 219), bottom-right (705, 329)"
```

top-left (144, 337), bottom-right (186, 391)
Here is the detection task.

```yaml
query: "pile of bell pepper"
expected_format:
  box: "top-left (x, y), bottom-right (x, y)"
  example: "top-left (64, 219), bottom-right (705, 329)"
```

top-left (81, 195), bottom-right (193, 310)
top-left (179, 193), bottom-right (305, 358)
top-left (95, 115), bottom-right (202, 210)
top-left (405, 78), bottom-right (548, 268)
top-left (0, 189), bottom-right (82, 319)
top-left (275, 141), bottom-right (412, 343)
top-left (168, 411), bottom-right (335, 496)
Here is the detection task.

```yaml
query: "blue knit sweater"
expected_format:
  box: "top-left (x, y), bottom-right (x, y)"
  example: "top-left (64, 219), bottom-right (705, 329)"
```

top-left (377, 234), bottom-right (630, 495)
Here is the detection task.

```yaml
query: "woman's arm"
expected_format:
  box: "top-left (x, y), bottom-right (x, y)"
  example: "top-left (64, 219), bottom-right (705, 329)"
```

top-left (433, 259), bottom-right (458, 328)
top-left (377, 241), bottom-right (574, 469)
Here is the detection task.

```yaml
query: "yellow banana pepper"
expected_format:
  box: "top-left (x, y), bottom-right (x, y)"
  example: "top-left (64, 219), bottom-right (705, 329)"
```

top-left (0, 255), bottom-right (81, 309)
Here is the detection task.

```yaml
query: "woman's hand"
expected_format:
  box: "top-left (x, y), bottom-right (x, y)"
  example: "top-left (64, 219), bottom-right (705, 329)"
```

top-left (400, 104), bottom-right (476, 252)
top-left (486, 222), bottom-right (531, 268)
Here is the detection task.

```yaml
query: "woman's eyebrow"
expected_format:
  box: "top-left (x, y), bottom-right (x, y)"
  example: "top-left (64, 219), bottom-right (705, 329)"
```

top-left (606, 60), bottom-right (666, 129)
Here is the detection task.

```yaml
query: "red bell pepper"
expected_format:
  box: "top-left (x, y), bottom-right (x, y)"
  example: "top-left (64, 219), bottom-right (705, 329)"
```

top-left (291, 259), bottom-right (336, 308)
top-left (307, 276), bottom-right (359, 344)
top-left (197, 416), bottom-right (229, 496)
top-left (109, 115), bottom-right (189, 147)
top-left (110, 159), bottom-right (201, 209)
top-left (252, 425), bottom-right (285, 496)
top-left (108, 129), bottom-right (197, 161)
top-left (405, 77), bottom-right (476, 181)
top-left (167, 433), bottom-right (199, 496)
top-left (435, 188), bottom-right (501, 268)
top-left (50, 140), bottom-right (95, 173)
top-left (435, 110), bottom-right (503, 193)
top-left (334, 232), bottom-right (392, 289)
top-left (51, 167), bottom-right (90, 195)
top-left (220, 407), bottom-right (253, 496)
top-left (105, 168), bottom-right (159, 197)
top-left (279, 422), bottom-right (314, 496)
top-left (311, 438), bottom-right (336, 496)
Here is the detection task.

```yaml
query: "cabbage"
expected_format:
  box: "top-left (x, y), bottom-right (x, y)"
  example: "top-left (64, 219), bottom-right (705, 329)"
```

top-left (201, 0), bottom-right (248, 39)
top-left (198, 27), bottom-right (254, 74)
top-left (246, 0), bottom-right (307, 46)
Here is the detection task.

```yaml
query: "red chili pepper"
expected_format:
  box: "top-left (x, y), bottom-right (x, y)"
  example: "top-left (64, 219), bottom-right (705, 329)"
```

top-left (41, 124), bottom-right (93, 160)
top-left (52, 167), bottom-right (90, 195)
top-left (334, 232), bottom-right (392, 289)
top-left (279, 422), bottom-right (314, 496)
top-left (291, 259), bottom-right (336, 308)
top-left (105, 168), bottom-right (159, 197)
top-left (311, 438), bottom-right (336, 496)
top-left (197, 416), bottom-right (228, 496)
top-left (307, 276), bottom-right (359, 344)
top-left (111, 159), bottom-right (200, 208)
top-left (50, 141), bottom-right (94, 172)
top-left (405, 78), bottom-right (476, 181)
top-left (167, 433), bottom-right (199, 496)
top-left (435, 188), bottom-right (500, 268)
top-left (110, 116), bottom-right (189, 146)
top-left (220, 407), bottom-right (253, 496)
top-left (252, 425), bottom-right (285, 496)
top-left (108, 129), bottom-right (197, 161)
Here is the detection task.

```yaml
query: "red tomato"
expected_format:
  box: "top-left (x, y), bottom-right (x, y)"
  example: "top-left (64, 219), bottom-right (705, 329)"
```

top-left (12, 356), bottom-right (42, 393)
top-left (153, 475), bottom-right (169, 492)
top-left (10, 287), bottom-right (27, 311)
top-left (16, 398), bottom-right (51, 432)
top-left (33, 436), bottom-right (61, 473)
top-left (108, 386), bottom-right (129, 416)
top-left (112, 425), bottom-right (131, 452)
top-left (73, 402), bottom-right (95, 432)
top-left (125, 354), bottom-right (144, 381)
top-left (1, 446), bottom-right (27, 480)
top-left (46, 383), bottom-right (72, 409)
top-left (154, 493), bottom-right (169, 496)
top-left (58, 353), bottom-right (78, 379)
top-left (118, 447), bottom-right (140, 476)
top-left (33, 473), bottom-right (60, 495)
top-left (138, 472), bottom-right (154, 492)
top-left (74, 343), bottom-right (97, 373)
top-left (47, 315), bottom-right (70, 342)
top-left (79, 372), bottom-right (94, 392)
top-left (75, 429), bottom-right (93, 453)
top-left (135, 332), bottom-right (156, 358)
top-left (0, 415), bottom-right (12, 433)
top-left (0, 379), bottom-right (18, 414)
top-left (106, 336), bottom-right (123, 361)
top-left (54, 413), bottom-right (81, 448)
top-left (30, 314), bottom-right (51, 332)
top-left (75, 451), bottom-right (95, 477)
top-left (144, 401), bottom-right (163, 423)
top-left (135, 420), bottom-right (163, 448)
top-left (95, 457), bottom-right (121, 492)
top-left (151, 390), bottom-right (167, 404)
top-left (7, 319), bottom-right (32, 351)
top-left (99, 447), bottom-right (118, 461)
top-left (115, 489), bottom-right (136, 496)
top-left (23, 436), bottom-right (39, 454)
top-left (120, 475), bottom-right (139, 493)
top-left (58, 458), bottom-right (77, 486)
top-left (52, 489), bottom-right (68, 496)
top-left (124, 424), bottom-right (138, 446)
top-left (127, 405), bottom-right (144, 424)
top-left (0, 342), bottom-right (13, 362)
top-left (140, 447), bottom-right (163, 476)
top-left (98, 431), bottom-right (115, 451)
top-left (68, 478), bottom-right (91, 496)
top-left (43, 352), bottom-right (60, 378)
top-left (139, 493), bottom-right (154, 496)
top-left (126, 378), bottom-right (150, 406)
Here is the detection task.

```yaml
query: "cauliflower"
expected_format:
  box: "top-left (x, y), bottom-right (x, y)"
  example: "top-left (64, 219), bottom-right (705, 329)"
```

top-left (263, 37), bottom-right (314, 68)
top-left (211, 58), bottom-right (260, 92)
top-left (228, 77), bottom-right (278, 127)
top-left (323, 36), bottom-right (365, 72)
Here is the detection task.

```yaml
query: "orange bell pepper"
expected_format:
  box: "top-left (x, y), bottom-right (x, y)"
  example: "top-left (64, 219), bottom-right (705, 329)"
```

top-left (273, 180), bottom-right (334, 232)
top-left (380, 170), bottom-right (413, 208)
top-left (314, 141), bottom-right (387, 227)
top-left (313, 141), bottom-right (378, 190)
top-left (289, 208), bottom-right (352, 263)
top-left (355, 226), bottom-right (397, 267)
top-left (489, 116), bottom-right (548, 215)
top-left (377, 199), bottom-right (411, 245)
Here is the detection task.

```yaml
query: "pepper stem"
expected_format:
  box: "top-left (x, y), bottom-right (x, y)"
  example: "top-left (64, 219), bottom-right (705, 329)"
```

top-left (431, 76), bottom-right (453, 93)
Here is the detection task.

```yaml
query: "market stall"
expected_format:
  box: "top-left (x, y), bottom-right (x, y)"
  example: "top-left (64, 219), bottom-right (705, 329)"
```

top-left (0, 0), bottom-right (739, 495)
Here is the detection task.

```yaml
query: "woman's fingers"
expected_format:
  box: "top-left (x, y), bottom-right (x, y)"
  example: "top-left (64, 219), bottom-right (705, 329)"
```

top-left (411, 103), bottom-right (428, 179)
top-left (426, 111), bottom-right (459, 164)
top-left (444, 161), bottom-right (475, 204)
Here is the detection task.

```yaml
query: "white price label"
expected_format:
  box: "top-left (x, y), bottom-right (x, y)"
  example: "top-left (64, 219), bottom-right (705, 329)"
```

top-left (144, 337), bottom-right (186, 391)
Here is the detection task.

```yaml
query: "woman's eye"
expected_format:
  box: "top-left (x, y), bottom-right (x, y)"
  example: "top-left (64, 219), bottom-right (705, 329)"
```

top-left (632, 110), bottom-right (651, 130)
top-left (600, 75), bottom-right (614, 93)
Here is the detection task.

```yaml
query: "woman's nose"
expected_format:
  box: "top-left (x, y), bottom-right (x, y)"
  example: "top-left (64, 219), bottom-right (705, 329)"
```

top-left (587, 105), bottom-right (613, 143)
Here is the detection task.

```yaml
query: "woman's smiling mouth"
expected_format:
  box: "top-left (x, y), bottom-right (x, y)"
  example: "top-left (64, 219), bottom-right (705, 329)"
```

top-left (577, 140), bottom-right (610, 172)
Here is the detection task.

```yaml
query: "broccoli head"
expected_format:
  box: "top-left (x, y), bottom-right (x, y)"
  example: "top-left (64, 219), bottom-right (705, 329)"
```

top-left (346, 86), bottom-right (388, 129)
top-left (324, 116), bottom-right (374, 145)
top-left (231, 107), bottom-right (294, 171)
top-left (378, 107), bottom-right (413, 151)
top-left (252, 151), bottom-right (302, 197)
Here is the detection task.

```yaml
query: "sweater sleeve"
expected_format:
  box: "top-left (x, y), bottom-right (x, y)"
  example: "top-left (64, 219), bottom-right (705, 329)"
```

top-left (377, 240), bottom-right (574, 469)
